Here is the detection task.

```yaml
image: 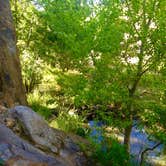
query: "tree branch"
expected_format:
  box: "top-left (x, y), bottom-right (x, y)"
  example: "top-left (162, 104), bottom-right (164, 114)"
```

top-left (140, 141), bottom-right (162, 166)
top-left (125, 0), bottom-right (141, 37)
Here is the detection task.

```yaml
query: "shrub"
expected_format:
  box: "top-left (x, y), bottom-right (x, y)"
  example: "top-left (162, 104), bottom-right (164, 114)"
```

top-left (27, 91), bottom-right (53, 119)
top-left (50, 111), bottom-right (88, 135)
top-left (91, 137), bottom-right (131, 166)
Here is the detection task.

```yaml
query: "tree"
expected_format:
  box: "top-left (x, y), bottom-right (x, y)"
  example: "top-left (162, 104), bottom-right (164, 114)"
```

top-left (43, 0), bottom-right (165, 152)
top-left (0, 0), bottom-right (27, 107)
top-left (10, 0), bottom-right (165, 154)
top-left (75, 0), bottom-right (165, 152)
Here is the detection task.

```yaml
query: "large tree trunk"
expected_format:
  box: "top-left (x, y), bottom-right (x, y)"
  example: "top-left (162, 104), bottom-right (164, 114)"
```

top-left (0, 0), bottom-right (27, 107)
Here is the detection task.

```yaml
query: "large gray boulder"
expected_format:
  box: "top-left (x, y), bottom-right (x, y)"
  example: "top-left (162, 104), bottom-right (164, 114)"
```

top-left (7, 106), bottom-right (88, 166)
top-left (10, 106), bottom-right (63, 153)
top-left (0, 124), bottom-right (65, 166)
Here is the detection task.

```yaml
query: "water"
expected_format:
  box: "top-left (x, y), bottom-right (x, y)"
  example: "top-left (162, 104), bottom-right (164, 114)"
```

top-left (130, 125), bottom-right (164, 165)
top-left (88, 120), bottom-right (104, 143)
top-left (88, 120), bottom-right (165, 165)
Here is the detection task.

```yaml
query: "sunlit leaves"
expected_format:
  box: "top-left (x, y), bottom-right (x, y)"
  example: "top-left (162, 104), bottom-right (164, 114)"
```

top-left (11, 0), bottom-right (166, 141)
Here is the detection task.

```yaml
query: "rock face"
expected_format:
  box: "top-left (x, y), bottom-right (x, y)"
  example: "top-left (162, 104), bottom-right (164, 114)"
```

top-left (0, 106), bottom-right (88, 166)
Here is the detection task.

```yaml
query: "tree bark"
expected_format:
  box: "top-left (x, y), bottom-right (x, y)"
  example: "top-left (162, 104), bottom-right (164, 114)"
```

top-left (124, 123), bottom-right (132, 153)
top-left (0, 0), bottom-right (27, 107)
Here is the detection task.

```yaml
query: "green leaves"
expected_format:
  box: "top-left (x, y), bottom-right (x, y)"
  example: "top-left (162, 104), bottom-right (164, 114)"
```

top-left (11, 0), bottom-right (166, 144)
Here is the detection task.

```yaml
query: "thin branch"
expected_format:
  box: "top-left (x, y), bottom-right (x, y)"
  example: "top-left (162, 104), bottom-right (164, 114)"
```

top-left (121, 41), bottom-right (134, 70)
top-left (140, 141), bottom-right (162, 166)
top-left (146, 0), bottom-right (157, 27)
top-left (125, 0), bottom-right (141, 37)
top-left (140, 66), bottom-right (150, 76)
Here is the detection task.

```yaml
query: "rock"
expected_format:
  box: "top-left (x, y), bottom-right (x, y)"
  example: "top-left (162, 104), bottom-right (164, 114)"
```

top-left (5, 117), bottom-right (15, 128)
top-left (5, 156), bottom-right (48, 166)
top-left (9, 106), bottom-right (88, 166)
top-left (0, 105), bottom-right (8, 124)
top-left (0, 105), bottom-right (7, 113)
top-left (0, 124), bottom-right (66, 166)
top-left (10, 106), bottom-right (63, 153)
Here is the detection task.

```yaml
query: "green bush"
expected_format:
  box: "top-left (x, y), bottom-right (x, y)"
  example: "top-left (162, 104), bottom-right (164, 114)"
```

top-left (30, 102), bottom-right (53, 119)
top-left (50, 112), bottom-right (88, 135)
top-left (91, 138), bottom-right (131, 166)
top-left (27, 91), bottom-right (53, 119)
top-left (21, 53), bottom-right (43, 94)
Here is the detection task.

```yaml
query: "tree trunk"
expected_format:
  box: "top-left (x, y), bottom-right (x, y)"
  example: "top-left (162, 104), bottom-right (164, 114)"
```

top-left (0, 0), bottom-right (27, 107)
top-left (124, 123), bottom-right (132, 153)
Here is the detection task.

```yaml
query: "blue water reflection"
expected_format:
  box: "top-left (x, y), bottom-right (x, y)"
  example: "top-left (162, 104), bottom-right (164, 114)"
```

top-left (89, 121), bottom-right (104, 143)
top-left (130, 125), bottom-right (164, 163)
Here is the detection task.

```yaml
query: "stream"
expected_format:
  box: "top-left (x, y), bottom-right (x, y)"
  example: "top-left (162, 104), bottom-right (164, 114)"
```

top-left (89, 121), bottom-right (165, 165)
top-left (129, 124), bottom-right (164, 165)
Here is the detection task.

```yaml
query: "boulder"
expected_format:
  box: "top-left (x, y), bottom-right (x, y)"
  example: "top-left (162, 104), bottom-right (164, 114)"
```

top-left (5, 106), bottom-right (88, 166)
top-left (0, 124), bottom-right (65, 166)
top-left (10, 106), bottom-right (63, 153)
top-left (5, 156), bottom-right (48, 166)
